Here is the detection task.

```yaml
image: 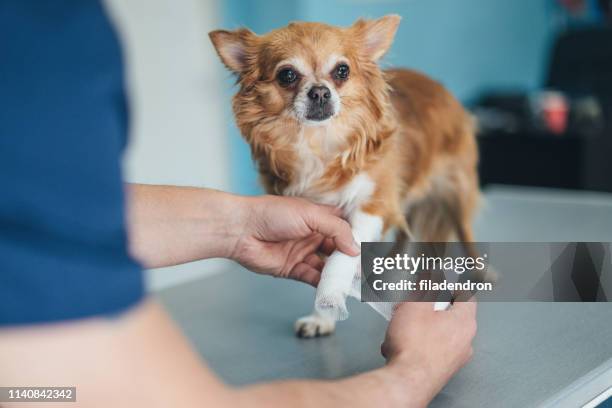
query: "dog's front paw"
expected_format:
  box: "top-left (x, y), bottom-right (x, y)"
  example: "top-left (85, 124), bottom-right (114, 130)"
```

top-left (294, 314), bottom-right (336, 338)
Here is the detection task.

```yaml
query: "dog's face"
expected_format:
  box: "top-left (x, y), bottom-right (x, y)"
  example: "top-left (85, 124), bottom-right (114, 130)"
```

top-left (209, 16), bottom-right (400, 128)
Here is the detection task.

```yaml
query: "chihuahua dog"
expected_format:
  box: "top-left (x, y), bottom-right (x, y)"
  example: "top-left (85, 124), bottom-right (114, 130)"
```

top-left (209, 15), bottom-right (479, 338)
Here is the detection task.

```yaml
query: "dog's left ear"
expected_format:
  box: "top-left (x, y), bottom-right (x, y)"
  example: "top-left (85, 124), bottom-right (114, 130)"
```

top-left (351, 14), bottom-right (401, 61)
top-left (209, 28), bottom-right (257, 74)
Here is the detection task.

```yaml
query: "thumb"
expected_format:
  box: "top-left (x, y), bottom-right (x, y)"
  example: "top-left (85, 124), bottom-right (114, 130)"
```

top-left (450, 297), bottom-right (477, 318)
top-left (305, 205), bottom-right (360, 256)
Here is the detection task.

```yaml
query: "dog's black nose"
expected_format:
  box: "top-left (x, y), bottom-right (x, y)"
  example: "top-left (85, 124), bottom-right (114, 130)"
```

top-left (307, 86), bottom-right (331, 103)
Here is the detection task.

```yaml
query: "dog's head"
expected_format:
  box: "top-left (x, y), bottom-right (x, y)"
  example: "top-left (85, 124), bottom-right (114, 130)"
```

top-left (210, 15), bottom-right (399, 123)
top-left (209, 16), bottom-right (400, 188)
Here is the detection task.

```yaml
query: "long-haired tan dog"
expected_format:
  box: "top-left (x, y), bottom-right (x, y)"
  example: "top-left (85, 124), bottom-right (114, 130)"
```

top-left (210, 15), bottom-right (479, 337)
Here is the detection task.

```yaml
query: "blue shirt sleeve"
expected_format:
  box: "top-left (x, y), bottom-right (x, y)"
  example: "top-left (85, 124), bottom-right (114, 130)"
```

top-left (0, 0), bottom-right (144, 325)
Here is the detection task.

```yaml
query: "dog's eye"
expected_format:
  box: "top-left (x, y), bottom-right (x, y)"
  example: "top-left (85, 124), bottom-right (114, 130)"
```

top-left (277, 68), bottom-right (298, 86)
top-left (334, 64), bottom-right (350, 80)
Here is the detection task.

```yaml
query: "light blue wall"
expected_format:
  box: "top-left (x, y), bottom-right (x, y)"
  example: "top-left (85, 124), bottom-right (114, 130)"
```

top-left (218, 0), bottom-right (558, 194)
top-left (301, 0), bottom-right (555, 101)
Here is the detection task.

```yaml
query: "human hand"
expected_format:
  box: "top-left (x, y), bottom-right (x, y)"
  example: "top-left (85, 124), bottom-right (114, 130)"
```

top-left (230, 195), bottom-right (360, 286)
top-left (381, 301), bottom-right (477, 407)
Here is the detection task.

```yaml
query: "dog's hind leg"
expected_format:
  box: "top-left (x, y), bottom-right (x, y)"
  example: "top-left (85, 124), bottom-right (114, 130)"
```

top-left (404, 171), bottom-right (482, 308)
top-left (406, 165), bottom-right (479, 244)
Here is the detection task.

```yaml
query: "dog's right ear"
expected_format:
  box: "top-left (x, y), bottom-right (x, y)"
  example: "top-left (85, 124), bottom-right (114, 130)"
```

top-left (350, 15), bottom-right (401, 61)
top-left (209, 29), bottom-right (256, 74)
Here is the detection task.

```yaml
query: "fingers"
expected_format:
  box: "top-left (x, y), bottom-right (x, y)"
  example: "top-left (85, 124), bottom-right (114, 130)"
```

top-left (284, 236), bottom-right (325, 286)
top-left (322, 204), bottom-right (344, 217)
top-left (394, 301), bottom-right (436, 314)
top-left (304, 253), bottom-right (325, 271)
top-left (448, 299), bottom-right (478, 346)
top-left (319, 237), bottom-right (336, 256)
top-left (450, 297), bottom-right (477, 318)
top-left (292, 234), bottom-right (325, 265)
top-left (289, 262), bottom-right (321, 287)
top-left (380, 341), bottom-right (390, 359)
top-left (305, 205), bottom-right (360, 257)
top-left (393, 298), bottom-right (477, 318)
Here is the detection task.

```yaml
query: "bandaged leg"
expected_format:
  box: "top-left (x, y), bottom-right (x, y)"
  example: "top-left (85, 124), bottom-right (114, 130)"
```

top-left (295, 210), bottom-right (383, 337)
top-left (314, 249), bottom-right (358, 320)
top-left (314, 211), bottom-right (383, 320)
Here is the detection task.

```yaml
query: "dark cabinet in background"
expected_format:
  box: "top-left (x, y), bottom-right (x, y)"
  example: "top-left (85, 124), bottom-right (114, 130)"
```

top-left (478, 131), bottom-right (612, 192)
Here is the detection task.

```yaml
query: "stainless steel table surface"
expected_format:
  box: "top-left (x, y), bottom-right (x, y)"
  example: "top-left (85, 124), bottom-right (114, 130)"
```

top-left (157, 186), bottom-right (612, 407)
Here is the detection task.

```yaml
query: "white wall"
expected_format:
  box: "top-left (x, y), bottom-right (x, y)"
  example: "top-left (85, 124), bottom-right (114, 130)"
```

top-left (105, 0), bottom-right (233, 290)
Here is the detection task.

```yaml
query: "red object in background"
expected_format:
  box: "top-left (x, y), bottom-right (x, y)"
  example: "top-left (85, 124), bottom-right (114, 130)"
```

top-left (558, 0), bottom-right (588, 14)
top-left (541, 92), bottom-right (569, 135)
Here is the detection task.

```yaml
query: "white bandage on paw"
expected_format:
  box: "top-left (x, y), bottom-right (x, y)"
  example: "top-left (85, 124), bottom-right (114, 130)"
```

top-left (313, 211), bottom-right (383, 321)
top-left (314, 250), bottom-right (357, 320)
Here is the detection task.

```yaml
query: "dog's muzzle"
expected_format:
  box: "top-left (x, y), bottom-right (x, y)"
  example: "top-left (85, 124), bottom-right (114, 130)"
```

top-left (306, 85), bottom-right (334, 121)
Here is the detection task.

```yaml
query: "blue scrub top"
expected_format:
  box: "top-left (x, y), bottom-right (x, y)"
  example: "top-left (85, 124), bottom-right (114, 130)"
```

top-left (0, 0), bottom-right (144, 325)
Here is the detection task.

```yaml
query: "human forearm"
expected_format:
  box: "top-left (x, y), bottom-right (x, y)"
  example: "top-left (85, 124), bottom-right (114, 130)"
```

top-left (234, 362), bottom-right (430, 408)
top-left (126, 184), bottom-right (358, 280)
top-left (0, 301), bottom-right (233, 408)
top-left (126, 184), bottom-right (249, 268)
top-left (0, 301), bottom-right (436, 408)
top-left (234, 301), bottom-right (477, 408)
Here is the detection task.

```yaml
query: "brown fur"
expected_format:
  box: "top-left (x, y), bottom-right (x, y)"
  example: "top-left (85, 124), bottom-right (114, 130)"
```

top-left (209, 16), bottom-right (479, 245)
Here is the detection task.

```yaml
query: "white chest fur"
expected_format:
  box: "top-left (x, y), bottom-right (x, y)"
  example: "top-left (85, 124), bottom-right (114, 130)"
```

top-left (282, 133), bottom-right (326, 198)
top-left (282, 129), bottom-right (385, 325)
top-left (282, 126), bottom-right (376, 216)
top-left (311, 173), bottom-right (376, 215)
